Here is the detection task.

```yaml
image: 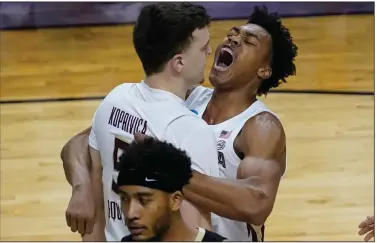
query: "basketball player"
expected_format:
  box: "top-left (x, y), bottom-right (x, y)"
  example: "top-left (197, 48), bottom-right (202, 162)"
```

top-left (117, 138), bottom-right (226, 242)
top-left (358, 216), bottom-right (374, 241)
top-left (61, 3), bottom-right (219, 241)
top-left (136, 6), bottom-right (297, 241)
top-left (62, 5), bottom-right (297, 241)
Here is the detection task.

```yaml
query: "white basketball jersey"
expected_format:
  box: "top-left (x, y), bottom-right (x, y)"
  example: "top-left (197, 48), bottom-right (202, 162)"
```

top-left (185, 86), bottom-right (286, 241)
top-left (89, 82), bottom-right (219, 241)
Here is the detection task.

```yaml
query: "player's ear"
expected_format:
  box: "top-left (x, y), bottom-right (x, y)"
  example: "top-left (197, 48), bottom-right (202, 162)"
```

top-left (171, 54), bottom-right (184, 73)
top-left (170, 191), bottom-right (183, 211)
top-left (257, 66), bottom-right (271, 80)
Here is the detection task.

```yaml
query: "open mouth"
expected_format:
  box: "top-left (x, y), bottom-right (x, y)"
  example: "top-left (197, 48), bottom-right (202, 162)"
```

top-left (215, 47), bottom-right (234, 71)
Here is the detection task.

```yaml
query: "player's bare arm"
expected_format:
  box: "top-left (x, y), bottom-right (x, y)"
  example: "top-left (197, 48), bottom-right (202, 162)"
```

top-left (61, 126), bottom-right (92, 187)
top-left (180, 199), bottom-right (212, 230)
top-left (61, 126), bottom-right (95, 235)
top-left (183, 112), bottom-right (285, 226)
top-left (81, 147), bottom-right (106, 241)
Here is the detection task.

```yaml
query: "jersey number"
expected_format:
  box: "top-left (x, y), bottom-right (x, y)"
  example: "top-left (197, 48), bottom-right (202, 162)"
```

top-left (112, 137), bottom-right (130, 194)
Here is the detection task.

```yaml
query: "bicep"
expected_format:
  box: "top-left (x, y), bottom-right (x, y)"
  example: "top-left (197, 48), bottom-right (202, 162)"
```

top-left (238, 157), bottom-right (281, 190)
top-left (240, 113), bottom-right (286, 174)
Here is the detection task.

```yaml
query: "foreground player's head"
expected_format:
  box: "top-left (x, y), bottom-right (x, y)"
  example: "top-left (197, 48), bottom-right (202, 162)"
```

top-left (133, 3), bottom-right (211, 85)
top-left (117, 138), bottom-right (193, 241)
top-left (209, 5), bottom-right (298, 95)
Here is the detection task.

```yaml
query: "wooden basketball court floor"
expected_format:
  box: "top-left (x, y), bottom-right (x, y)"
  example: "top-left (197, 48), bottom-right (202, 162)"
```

top-left (0, 14), bottom-right (374, 241)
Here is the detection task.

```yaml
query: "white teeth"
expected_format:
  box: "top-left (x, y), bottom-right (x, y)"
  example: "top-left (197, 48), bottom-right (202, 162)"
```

top-left (221, 47), bottom-right (232, 55)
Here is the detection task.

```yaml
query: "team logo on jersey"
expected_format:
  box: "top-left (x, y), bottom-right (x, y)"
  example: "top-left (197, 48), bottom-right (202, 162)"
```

top-left (190, 109), bottom-right (198, 115)
top-left (217, 140), bottom-right (226, 150)
top-left (219, 130), bottom-right (232, 139)
top-left (218, 151), bottom-right (226, 168)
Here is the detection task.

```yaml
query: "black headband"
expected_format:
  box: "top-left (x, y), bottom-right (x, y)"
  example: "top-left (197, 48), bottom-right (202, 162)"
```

top-left (117, 169), bottom-right (183, 193)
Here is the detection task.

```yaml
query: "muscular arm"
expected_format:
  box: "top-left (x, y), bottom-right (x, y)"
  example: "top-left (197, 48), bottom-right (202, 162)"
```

top-left (61, 126), bottom-right (93, 188)
top-left (82, 147), bottom-right (106, 241)
top-left (183, 112), bottom-right (285, 226)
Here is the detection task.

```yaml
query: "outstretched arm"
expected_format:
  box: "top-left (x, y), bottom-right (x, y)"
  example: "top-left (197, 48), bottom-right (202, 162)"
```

top-left (183, 113), bottom-right (285, 226)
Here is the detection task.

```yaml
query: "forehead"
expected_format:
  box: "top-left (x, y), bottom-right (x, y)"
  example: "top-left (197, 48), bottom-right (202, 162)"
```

top-left (119, 185), bottom-right (154, 196)
top-left (239, 23), bottom-right (271, 40)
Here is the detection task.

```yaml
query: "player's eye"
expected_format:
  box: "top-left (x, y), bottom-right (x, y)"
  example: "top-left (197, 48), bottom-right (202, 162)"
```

top-left (139, 196), bottom-right (150, 206)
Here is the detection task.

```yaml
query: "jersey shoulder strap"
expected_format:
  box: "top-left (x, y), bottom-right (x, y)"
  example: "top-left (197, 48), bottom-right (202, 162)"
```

top-left (202, 229), bottom-right (227, 242)
top-left (185, 86), bottom-right (213, 110)
top-left (121, 234), bottom-right (133, 242)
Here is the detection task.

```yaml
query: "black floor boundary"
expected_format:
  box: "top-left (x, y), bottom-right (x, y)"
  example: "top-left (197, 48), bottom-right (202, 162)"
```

top-left (0, 90), bottom-right (374, 105)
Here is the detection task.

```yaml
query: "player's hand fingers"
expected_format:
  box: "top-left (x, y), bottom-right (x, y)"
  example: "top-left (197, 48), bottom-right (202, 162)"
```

top-left (364, 230), bottom-right (374, 241)
top-left (85, 218), bottom-right (95, 234)
top-left (359, 226), bottom-right (374, 235)
top-left (66, 211), bottom-right (72, 227)
top-left (77, 218), bottom-right (86, 235)
top-left (70, 218), bottom-right (78, 233)
top-left (360, 217), bottom-right (375, 228)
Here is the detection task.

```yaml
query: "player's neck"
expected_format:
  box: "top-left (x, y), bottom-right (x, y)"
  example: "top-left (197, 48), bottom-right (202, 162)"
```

top-left (161, 215), bottom-right (198, 241)
top-left (204, 88), bottom-right (257, 124)
top-left (144, 73), bottom-right (189, 100)
top-left (212, 87), bottom-right (257, 106)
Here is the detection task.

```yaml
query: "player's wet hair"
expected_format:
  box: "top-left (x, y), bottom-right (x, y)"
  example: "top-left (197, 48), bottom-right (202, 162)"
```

top-left (117, 138), bottom-right (193, 193)
top-left (133, 3), bottom-right (210, 76)
top-left (247, 5), bottom-right (298, 95)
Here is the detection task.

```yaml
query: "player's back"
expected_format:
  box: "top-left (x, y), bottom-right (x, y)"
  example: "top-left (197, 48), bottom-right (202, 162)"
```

top-left (89, 81), bottom-right (219, 241)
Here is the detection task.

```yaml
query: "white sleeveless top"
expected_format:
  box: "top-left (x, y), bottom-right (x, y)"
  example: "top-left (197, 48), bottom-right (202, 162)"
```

top-left (185, 86), bottom-right (287, 241)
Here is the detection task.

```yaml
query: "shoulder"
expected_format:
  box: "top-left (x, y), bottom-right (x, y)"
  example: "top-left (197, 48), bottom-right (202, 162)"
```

top-left (167, 113), bottom-right (214, 143)
top-left (239, 111), bottom-right (286, 158)
top-left (243, 111), bottom-right (284, 133)
top-left (169, 112), bottom-right (209, 131)
top-left (243, 111), bottom-right (285, 142)
top-left (104, 83), bottom-right (136, 100)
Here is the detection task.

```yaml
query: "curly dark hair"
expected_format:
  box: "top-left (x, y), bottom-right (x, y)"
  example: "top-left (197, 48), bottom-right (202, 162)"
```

top-left (133, 3), bottom-right (210, 76)
top-left (247, 5), bottom-right (298, 95)
top-left (118, 138), bottom-right (193, 191)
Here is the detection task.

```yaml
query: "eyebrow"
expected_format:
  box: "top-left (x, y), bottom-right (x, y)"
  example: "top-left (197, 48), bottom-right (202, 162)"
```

top-left (230, 27), bottom-right (260, 40)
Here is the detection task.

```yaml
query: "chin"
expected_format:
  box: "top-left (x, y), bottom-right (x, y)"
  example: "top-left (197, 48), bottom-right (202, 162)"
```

top-left (209, 67), bottom-right (232, 87)
top-left (132, 234), bottom-right (152, 242)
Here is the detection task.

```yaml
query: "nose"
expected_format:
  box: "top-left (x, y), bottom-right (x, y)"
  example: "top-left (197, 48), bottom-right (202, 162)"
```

top-left (207, 46), bottom-right (212, 55)
top-left (227, 35), bottom-right (240, 46)
top-left (126, 200), bottom-right (141, 221)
